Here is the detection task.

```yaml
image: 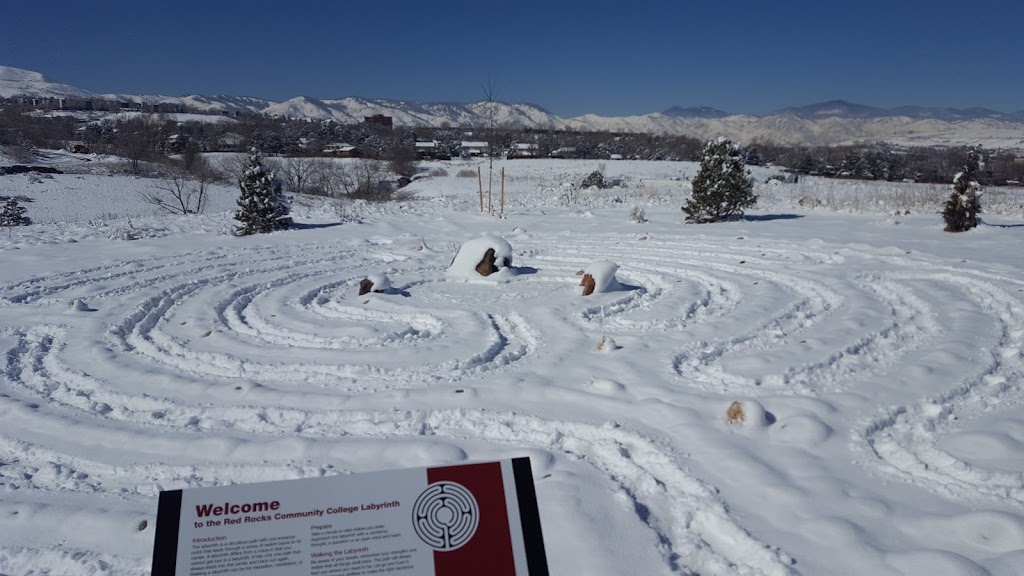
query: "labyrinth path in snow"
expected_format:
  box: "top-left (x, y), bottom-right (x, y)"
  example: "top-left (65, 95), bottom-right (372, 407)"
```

top-left (1, 224), bottom-right (1023, 575)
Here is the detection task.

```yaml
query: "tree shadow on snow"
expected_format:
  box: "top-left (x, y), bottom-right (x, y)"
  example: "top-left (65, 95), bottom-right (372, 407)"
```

top-left (290, 222), bottom-right (344, 230)
top-left (381, 287), bottom-right (412, 298)
top-left (743, 214), bottom-right (805, 222)
top-left (982, 222), bottom-right (1024, 229)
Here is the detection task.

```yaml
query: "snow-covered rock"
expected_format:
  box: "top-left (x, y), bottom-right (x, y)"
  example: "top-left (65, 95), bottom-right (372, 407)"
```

top-left (581, 261), bottom-right (621, 295)
top-left (359, 273), bottom-right (392, 294)
top-left (725, 400), bottom-right (772, 428)
top-left (448, 234), bottom-right (516, 279)
top-left (66, 298), bottom-right (92, 312)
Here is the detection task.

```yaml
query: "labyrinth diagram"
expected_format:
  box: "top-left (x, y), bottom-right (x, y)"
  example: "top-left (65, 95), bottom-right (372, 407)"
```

top-left (412, 481), bottom-right (480, 551)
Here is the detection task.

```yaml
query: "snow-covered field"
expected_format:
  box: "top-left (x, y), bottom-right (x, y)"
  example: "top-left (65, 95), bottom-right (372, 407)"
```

top-left (2, 157), bottom-right (1024, 575)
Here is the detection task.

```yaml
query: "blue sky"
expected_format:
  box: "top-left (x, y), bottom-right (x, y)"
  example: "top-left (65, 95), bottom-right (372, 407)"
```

top-left (2, 0), bottom-right (1022, 116)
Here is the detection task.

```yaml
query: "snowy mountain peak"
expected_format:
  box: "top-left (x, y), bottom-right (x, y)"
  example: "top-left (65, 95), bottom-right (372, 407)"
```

top-left (0, 66), bottom-right (48, 83)
top-left (0, 65), bottom-right (96, 99)
top-left (777, 100), bottom-right (889, 119)
top-left (662, 106), bottom-right (730, 119)
top-left (4, 65), bottom-right (1024, 148)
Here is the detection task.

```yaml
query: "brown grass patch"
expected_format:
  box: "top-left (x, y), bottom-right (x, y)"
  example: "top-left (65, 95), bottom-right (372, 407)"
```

top-left (726, 401), bottom-right (745, 424)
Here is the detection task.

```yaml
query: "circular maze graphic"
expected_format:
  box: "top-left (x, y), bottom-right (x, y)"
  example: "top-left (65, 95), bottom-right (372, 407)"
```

top-left (412, 481), bottom-right (480, 551)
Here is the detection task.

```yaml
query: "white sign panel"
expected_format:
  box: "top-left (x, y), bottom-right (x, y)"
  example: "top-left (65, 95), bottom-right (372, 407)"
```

top-left (151, 458), bottom-right (547, 576)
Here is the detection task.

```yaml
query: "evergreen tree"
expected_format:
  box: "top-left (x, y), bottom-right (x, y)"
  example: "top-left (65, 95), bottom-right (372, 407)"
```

top-left (0, 197), bottom-right (31, 234)
top-left (942, 147), bottom-right (983, 232)
top-left (234, 148), bottom-right (292, 236)
top-left (683, 138), bottom-right (756, 223)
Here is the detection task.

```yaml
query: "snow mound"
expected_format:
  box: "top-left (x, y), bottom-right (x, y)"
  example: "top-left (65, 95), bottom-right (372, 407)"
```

top-left (594, 335), bottom-right (619, 353)
top-left (583, 261), bottom-right (622, 294)
top-left (770, 415), bottom-right (833, 446)
top-left (66, 298), bottom-right (93, 312)
top-left (725, 400), bottom-right (772, 428)
top-left (585, 378), bottom-right (626, 394)
top-left (448, 234), bottom-right (516, 279)
top-left (365, 273), bottom-right (392, 292)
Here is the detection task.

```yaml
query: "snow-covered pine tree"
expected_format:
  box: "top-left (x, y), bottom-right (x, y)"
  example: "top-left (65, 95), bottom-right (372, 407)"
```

top-left (683, 138), bottom-right (756, 223)
top-left (942, 147), bottom-right (983, 232)
top-left (234, 148), bottom-right (292, 236)
top-left (0, 197), bottom-right (32, 234)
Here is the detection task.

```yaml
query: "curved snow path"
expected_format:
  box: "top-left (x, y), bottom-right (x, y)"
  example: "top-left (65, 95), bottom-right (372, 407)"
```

top-left (0, 236), bottom-right (797, 575)
top-left (857, 272), bottom-right (1024, 507)
top-left (3, 227), bottom-right (1024, 574)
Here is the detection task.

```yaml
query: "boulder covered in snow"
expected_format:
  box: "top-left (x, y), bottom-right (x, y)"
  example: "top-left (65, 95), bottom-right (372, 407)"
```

top-left (359, 273), bottom-right (392, 295)
top-left (66, 298), bottom-right (93, 312)
top-left (580, 261), bottom-right (621, 296)
top-left (448, 234), bottom-right (516, 279)
top-left (726, 400), bottom-right (772, 428)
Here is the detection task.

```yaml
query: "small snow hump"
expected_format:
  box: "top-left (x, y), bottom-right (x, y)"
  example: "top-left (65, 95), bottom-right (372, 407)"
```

top-left (66, 299), bottom-right (93, 312)
top-left (726, 400), bottom-right (773, 428)
top-left (594, 335), bottom-right (619, 353)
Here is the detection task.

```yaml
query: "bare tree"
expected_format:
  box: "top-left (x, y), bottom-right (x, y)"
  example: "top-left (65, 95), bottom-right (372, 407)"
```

top-left (481, 79), bottom-right (499, 213)
top-left (271, 156), bottom-right (321, 195)
top-left (115, 117), bottom-right (157, 174)
top-left (213, 153), bottom-right (248, 181)
top-left (346, 159), bottom-right (392, 201)
top-left (142, 171), bottom-right (212, 215)
top-left (386, 144), bottom-right (418, 179)
top-left (309, 158), bottom-right (346, 197)
top-left (180, 140), bottom-right (204, 175)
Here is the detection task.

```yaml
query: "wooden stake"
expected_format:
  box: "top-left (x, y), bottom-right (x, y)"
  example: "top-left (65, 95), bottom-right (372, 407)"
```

top-left (500, 167), bottom-right (505, 218)
top-left (477, 166), bottom-right (483, 212)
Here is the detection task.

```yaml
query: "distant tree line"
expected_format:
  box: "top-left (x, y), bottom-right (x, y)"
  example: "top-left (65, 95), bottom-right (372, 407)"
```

top-left (3, 98), bottom-right (1023, 186)
top-left (746, 140), bottom-right (1024, 185)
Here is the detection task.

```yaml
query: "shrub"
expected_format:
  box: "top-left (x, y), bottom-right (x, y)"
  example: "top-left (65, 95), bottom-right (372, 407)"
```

top-left (234, 148), bottom-right (292, 235)
top-left (582, 170), bottom-right (607, 189)
top-left (456, 169), bottom-right (477, 178)
top-left (0, 197), bottom-right (32, 231)
top-left (942, 147), bottom-right (983, 232)
top-left (630, 205), bottom-right (647, 223)
top-left (683, 138), bottom-right (756, 223)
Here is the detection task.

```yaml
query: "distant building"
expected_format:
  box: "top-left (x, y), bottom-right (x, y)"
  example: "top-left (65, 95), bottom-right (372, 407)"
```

top-left (459, 141), bottom-right (489, 157)
top-left (508, 143), bottom-right (539, 158)
top-left (364, 114), bottom-right (393, 128)
top-left (322, 143), bottom-right (361, 157)
top-left (149, 101), bottom-right (185, 114)
top-left (65, 141), bottom-right (90, 154)
top-left (16, 96), bottom-right (94, 111)
top-left (216, 132), bottom-right (245, 149)
top-left (549, 146), bottom-right (578, 159)
top-left (415, 140), bottom-right (438, 159)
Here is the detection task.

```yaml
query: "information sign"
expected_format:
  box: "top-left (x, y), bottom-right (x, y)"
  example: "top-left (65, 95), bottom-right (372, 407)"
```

top-left (151, 458), bottom-right (548, 575)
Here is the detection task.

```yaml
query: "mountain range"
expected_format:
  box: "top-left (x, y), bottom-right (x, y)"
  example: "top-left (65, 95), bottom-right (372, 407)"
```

top-left (3, 65), bottom-right (1023, 149)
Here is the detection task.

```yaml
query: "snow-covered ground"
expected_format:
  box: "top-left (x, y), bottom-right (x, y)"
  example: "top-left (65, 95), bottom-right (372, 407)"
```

top-left (2, 157), bottom-right (1024, 575)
